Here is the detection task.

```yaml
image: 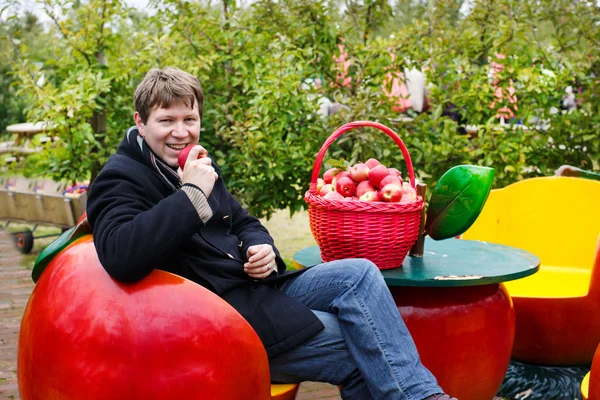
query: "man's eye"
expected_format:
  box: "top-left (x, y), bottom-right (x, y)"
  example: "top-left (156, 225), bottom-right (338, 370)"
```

top-left (160, 119), bottom-right (171, 123)
top-left (185, 118), bottom-right (196, 122)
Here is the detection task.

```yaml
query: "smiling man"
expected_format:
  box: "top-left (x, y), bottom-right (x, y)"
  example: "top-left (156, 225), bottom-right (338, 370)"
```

top-left (86, 67), bottom-right (456, 400)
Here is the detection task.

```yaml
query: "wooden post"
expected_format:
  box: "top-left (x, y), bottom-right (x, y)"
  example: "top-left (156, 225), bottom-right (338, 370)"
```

top-left (409, 183), bottom-right (427, 258)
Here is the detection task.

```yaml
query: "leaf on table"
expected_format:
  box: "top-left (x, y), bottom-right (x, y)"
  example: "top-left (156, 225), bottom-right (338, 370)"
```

top-left (425, 165), bottom-right (495, 240)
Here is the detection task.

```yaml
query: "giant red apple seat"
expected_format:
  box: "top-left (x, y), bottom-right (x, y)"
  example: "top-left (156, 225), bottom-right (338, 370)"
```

top-left (18, 235), bottom-right (271, 400)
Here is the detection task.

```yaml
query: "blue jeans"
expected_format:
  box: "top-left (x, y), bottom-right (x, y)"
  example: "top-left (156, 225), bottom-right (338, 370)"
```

top-left (269, 259), bottom-right (442, 400)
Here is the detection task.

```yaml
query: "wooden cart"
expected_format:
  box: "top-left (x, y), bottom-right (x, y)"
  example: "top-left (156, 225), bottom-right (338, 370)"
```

top-left (0, 177), bottom-right (87, 254)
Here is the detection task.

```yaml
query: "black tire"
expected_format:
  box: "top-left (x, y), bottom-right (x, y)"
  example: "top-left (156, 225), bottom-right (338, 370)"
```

top-left (12, 229), bottom-right (34, 254)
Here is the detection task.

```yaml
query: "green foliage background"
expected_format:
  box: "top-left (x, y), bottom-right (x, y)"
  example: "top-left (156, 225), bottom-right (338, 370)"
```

top-left (1, 0), bottom-right (599, 218)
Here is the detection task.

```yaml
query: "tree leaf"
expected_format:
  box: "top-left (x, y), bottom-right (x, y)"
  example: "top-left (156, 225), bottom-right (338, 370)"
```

top-left (425, 165), bottom-right (495, 240)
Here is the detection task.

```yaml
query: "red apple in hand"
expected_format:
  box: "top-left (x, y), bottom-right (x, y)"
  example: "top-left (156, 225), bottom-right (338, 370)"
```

top-left (380, 183), bottom-right (403, 202)
top-left (359, 190), bottom-right (381, 202)
top-left (336, 176), bottom-right (356, 197)
top-left (178, 145), bottom-right (208, 171)
top-left (348, 163), bottom-right (370, 182)
top-left (356, 181), bottom-right (376, 198)
top-left (368, 165), bottom-right (391, 188)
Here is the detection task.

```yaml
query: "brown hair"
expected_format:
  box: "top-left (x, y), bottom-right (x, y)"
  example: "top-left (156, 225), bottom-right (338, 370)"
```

top-left (134, 67), bottom-right (204, 123)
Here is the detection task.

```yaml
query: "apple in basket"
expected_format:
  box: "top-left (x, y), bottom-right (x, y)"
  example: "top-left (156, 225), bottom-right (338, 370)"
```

top-left (323, 191), bottom-right (345, 200)
top-left (336, 177), bottom-right (356, 197)
top-left (400, 182), bottom-right (418, 203)
top-left (380, 183), bottom-right (403, 202)
top-left (365, 158), bottom-right (381, 169)
top-left (356, 181), bottom-right (376, 198)
top-left (368, 165), bottom-right (390, 188)
top-left (323, 168), bottom-right (340, 184)
top-left (348, 163), bottom-right (370, 182)
top-left (316, 178), bottom-right (326, 193)
top-left (359, 190), bottom-right (381, 202)
top-left (388, 168), bottom-right (403, 181)
top-left (178, 145), bottom-right (208, 171)
top-left (319, 184), bottom-right (336, 197)
top-left (379, 175), bottom-right (402, 188)
top-left (332, 171), bottom-right (351, 186)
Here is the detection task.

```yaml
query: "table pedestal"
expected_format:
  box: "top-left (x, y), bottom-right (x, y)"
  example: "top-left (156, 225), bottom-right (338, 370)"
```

top-left (391, 283), bottom-right (514, 400)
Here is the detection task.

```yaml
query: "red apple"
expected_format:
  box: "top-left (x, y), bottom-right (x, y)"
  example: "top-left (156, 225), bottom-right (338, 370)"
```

top-left (368, 164), bottom-right (391, 188)
top-left (336, 176), bottom-right (356, 197)
top-left (18, 236), bottom-right (271, 400)
top-left (319, 183), bottom-right (335, 196)
top-left (400, 182), bottom-right (418, 203)
top-left (323, 168), bottom-right (340, 184)
top-left (348, 163), bottom-right (370, 182)
top-left (356, 181), bottom-right (376, 198)
top-left (380, 183), bottom-right (403, 202)
top-left (380, 175), bottom-right (402, 188)
top-left (323, 191), bottom-right (345, 200)
top-left (178, 145), bottom-right (208, 171)
top-left (365, 158), bottom-right (381, 169)
top-left (388, 168), bottom-right (403, 180)
top-left (332, 171), bottom-right (351, 186)
top-left (359, 190), bottom-right (381, 202)
top-left (316, 178), bottom-right (325, 193)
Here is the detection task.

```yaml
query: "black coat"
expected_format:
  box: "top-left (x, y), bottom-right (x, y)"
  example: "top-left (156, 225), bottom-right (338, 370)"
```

top-left (86, 132), bottom-right (323, 356)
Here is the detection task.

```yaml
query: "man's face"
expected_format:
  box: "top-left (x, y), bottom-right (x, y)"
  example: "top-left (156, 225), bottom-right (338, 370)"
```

top-left (134, 100), bottom-right (201, 168)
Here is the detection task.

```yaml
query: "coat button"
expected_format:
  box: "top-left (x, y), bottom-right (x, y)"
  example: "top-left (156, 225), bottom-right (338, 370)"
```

top-left (226, 253), bottom-right (234, 259)
top-left (223, 215), bottom-right (229, 220)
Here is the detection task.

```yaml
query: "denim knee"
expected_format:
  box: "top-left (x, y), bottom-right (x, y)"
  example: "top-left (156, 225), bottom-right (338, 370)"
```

top-left (344, 258), bottom-right (382, 283)
top-left (340, 258), bottom-right (378, 274)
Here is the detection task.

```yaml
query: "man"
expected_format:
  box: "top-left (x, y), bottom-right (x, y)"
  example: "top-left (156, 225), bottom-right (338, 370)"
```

top-left (86, 67), bottom-right (456, 400)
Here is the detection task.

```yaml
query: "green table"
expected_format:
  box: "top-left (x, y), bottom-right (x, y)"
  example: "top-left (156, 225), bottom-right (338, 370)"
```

top-left (293, 238), bottom-right (540, 287)
top-left (293, 238), bottom-right (540, 400)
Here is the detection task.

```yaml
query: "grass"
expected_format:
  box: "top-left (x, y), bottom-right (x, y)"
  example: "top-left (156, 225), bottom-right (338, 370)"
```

top-left (5, 210), bottom-right (316, 270)
top-left (259, 209), bottom-right (316, 267)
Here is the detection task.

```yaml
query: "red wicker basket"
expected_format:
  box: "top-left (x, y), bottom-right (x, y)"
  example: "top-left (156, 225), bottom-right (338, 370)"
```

top-left (304, 121), bottom-right (424, 270)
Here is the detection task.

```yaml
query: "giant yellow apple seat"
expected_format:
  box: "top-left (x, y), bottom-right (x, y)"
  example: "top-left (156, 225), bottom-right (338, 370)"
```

top-left (18, 235), bottom-right (273, 400)
top-left (462, 176), bottom-right (600, 365)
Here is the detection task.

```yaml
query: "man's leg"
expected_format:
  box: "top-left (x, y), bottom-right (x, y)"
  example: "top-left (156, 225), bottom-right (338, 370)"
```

top-left (278, 259), bottom-right (443, 400)
top-left (269, 310), bottom-right (373, 399)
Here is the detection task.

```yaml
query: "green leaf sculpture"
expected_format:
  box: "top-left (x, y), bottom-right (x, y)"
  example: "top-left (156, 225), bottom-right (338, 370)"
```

top-left (31, 219), bottom-right (91, 283)
top-left (425, 165), bottom-right (495, 240)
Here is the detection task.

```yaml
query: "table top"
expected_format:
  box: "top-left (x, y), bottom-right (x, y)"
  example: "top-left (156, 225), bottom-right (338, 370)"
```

top-left (293, 238), bottom-right (540, 287)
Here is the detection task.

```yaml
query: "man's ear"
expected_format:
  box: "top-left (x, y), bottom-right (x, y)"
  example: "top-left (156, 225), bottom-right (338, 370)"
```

top-left (133, 112), bottom-right (145, 137)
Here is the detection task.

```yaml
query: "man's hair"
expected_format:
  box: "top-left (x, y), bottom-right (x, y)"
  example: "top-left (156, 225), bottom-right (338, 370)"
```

top-left (134, 67), bottom-right (204, 123)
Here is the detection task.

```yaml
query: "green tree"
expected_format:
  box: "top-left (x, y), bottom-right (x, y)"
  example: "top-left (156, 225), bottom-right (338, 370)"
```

top-left (6, 0), bottom-right (600, 217)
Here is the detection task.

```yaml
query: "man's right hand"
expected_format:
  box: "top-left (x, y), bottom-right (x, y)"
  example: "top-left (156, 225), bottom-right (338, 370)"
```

top-left (180, 145), bottom-right (218, 197)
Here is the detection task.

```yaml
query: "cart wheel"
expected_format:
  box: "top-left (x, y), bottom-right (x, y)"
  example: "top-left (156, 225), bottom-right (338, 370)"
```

top-left (12, 229), bottom-right (34, 254)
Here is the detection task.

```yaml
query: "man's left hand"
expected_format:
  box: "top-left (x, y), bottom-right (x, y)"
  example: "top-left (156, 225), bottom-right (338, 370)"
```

top-left (245, 244), bottom-right (277, 279)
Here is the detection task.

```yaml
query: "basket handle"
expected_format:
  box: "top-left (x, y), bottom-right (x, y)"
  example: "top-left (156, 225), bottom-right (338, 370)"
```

top-left (309, 121), bottom-right (417, 193)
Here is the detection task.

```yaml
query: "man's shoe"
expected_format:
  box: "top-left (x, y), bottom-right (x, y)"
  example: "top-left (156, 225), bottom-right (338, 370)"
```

top-left (422, 394), bottom-right (458, 400)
